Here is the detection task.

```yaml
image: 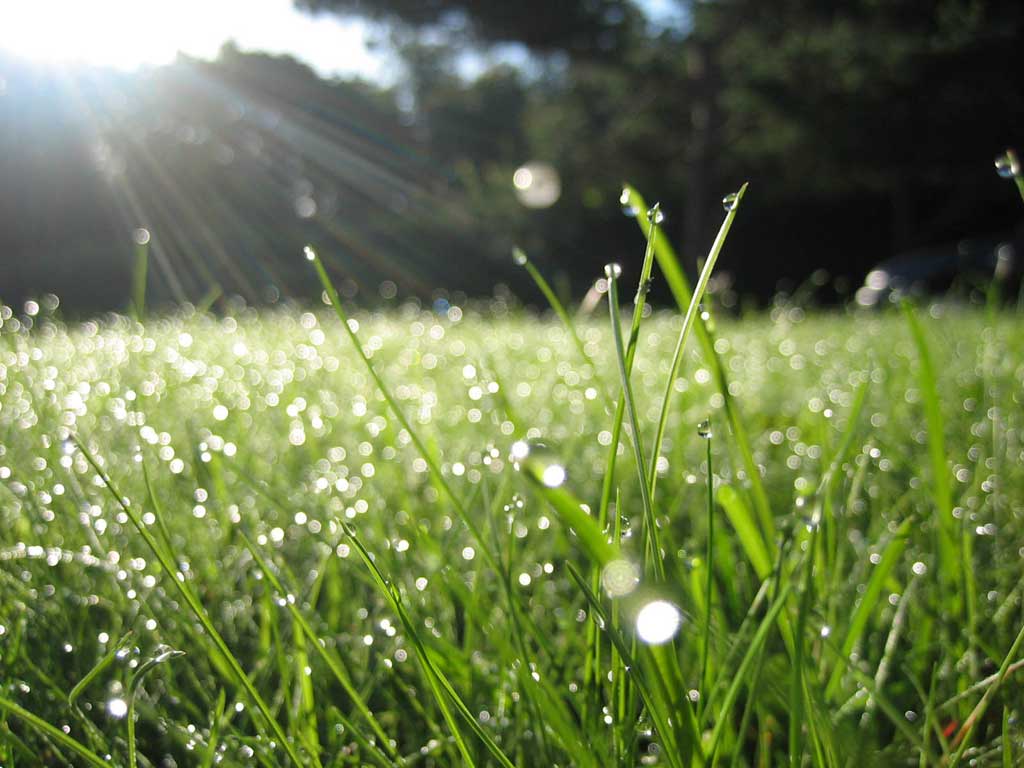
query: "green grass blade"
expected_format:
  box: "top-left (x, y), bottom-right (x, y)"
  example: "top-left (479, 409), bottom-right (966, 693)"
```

top-left (67, 630), bottom-right (134, 705)
top-left (623, 184), bottom-right (774, 536)
top-left (307, 246), bottom-right (501, 573)
top-left (646, 183), bottom-right (748, 503)
top-left (606, 268), bottom-right (663, 580)
top-left (902, 302), bottom-right (959, 601)
top-left (825, 516), bottom-right (914, 699)
top-left (131, 236), bottom-right (148, 319)
top-left (0, 696), bottom-right (110, 768)
top-left (513, 247), bottom-right (595, 374)
top-left (717, 485), bottom-right (772, 580)
top-left (707, 583), bottom-right (793, 764)
top-left (948, 620), bottom-right (1024, 767)
top-left (72, 437), bottom-right (307, 767)
top-left (238, 531), bottom-right (397, 766)
top-left (344, 522), bottom-right (517, 768)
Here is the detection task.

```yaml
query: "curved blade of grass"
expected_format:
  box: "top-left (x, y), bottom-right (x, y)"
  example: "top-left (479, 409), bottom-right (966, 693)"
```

top-left (127, 645), bottom-right (187, 768)
top-left (343, 522), bottom-right (517, 768)
top-left (0, 696), bottom-right (110, 768)
top-left (513, 247), bottom-right (595, 375)
top-left (518, 450), bottom-right (618, 567)
top-left (71, 437), bottom-right (306, 767)
top-left (68, 630), bottom-right (135, 705)
top-left (646, 183), bottom-right (748, 504)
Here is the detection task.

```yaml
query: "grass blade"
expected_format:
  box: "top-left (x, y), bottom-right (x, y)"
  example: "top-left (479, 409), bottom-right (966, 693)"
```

top-left (646, 183), bottom-right (748, 503)
top-left (72, 437), bottom-right (307, 767)
top-left (0, 696), bottom-right (110, 768)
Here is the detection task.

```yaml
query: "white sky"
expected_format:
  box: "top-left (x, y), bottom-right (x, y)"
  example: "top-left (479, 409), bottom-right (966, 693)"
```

top-left (0, 0), bottom-right (393, 79)
top-left (0, 0), bottom-right (686, 81)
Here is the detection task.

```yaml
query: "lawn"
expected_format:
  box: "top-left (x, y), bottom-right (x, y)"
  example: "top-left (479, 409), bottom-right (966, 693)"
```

top-left (1, 287), bottom-right (1022, 765)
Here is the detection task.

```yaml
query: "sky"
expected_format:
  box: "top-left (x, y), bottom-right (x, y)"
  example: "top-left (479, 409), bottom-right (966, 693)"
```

top-left (0, 0), bottom-right (393, 79)
top-left (0, 0), bottom-right (685, 82)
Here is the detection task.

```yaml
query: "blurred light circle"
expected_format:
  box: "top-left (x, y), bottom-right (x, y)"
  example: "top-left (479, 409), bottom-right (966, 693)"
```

top-left (635, 599), bottom-right (682, 644)
top-left (513, 162), bottom-right (561, 208)
top-left (132, 227), bottom-right (151, 245)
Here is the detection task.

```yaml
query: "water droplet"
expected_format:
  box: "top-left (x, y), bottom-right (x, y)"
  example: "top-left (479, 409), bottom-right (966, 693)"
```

top-left (994, 152), bottom-right (1019, 179)
top-left (646, 204), bottom-right (664, 224)
top-left (635, 599), bottom-right (682, 644)
top-left (303, 246), bottom-right (317, 262)
top-left (601, 559), bottom-right (641, 597)
top-left (722, 192), bottom-right (739, 212)
top-left (620, 187), bottom-right (640, 217)
top-left (512, 248), bottom-right (528, 266)
top-left (132, 228), bottom-right (150, 246)
top-left (697, 420), bottom-right (712, 439)
top-left (911, 561), bottom-right (927, 576)
top-left (820, 625), bottom-right (832, 638)
top-left (605, 263), bottom-right (622, 280)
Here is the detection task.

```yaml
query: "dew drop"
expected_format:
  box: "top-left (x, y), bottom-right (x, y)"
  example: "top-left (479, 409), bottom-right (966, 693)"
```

top-left (697, 420), bottom-right (712, 439)
top-left (620, 188), bottom-right (640, 217)
top-left (303, 246), bottom-right (317, 262)
top-left (994, 152), bottom-right (1019, 179)
top-left (512, 248), bottom-right (528, 267)
top-left (605, 263), bottom-right (623, 280)
top-left (721, 192), bottom-right (739, 212)
top-left (646, 204), bottom-right (664, 224)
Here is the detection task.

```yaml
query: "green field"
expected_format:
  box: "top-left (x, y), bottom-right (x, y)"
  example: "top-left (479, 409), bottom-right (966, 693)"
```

top-left (1, 294), bottom-right (1022, 766)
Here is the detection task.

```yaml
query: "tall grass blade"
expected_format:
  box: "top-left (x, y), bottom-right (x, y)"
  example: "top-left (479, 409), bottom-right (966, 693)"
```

top-left (646, 183), bottom-right (748, 503)
top-left (902, 301), bottom-right (959, 610)
top-left (623, 184), bottom-right (773, 537)
top-left (606, 268), bottom-right (664, 579)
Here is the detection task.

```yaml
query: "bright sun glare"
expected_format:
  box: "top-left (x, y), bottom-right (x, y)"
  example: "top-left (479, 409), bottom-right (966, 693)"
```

top-left (0, 0), bottom-right (384, 77)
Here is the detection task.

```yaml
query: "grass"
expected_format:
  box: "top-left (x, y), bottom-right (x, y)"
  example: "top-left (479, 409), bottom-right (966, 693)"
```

top-left (1, 201), bottom-right (1023, 765)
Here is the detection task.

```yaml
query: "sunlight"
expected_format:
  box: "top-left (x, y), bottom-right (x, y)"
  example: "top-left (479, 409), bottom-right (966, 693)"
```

top-left (0, 0), bottom-right (385, 77)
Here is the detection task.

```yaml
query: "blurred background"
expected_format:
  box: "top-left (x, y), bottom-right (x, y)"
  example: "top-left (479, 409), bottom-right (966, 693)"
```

top-left (1, 0), bottom-right (1022, 314)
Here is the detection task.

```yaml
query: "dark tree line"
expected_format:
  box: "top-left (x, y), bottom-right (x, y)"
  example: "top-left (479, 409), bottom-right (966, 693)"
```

top-left (1, 0), bottom-right (1021, 313)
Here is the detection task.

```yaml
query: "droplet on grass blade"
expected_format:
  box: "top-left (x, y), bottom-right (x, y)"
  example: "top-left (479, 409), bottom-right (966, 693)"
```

top-left (697, 419), bottom-right (712, 439)
top-left (605, 263), bottom-right (622, 280)
top-left (722, 192), bottom-right (739, 211)
top-left (994, 152), bottom-right (1019, 179)
top-left (646, 204), bottom-right (664, 224)
top-left (620, 187), bottom-right (640, 217)
top-left (512, 248), bottom-right (528, 266)
top-left (304, 246), bottom-right (317, 262)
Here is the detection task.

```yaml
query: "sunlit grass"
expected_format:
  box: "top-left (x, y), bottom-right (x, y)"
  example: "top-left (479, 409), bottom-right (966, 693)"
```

top-left (1, 247), bottom-right (1023, 765)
